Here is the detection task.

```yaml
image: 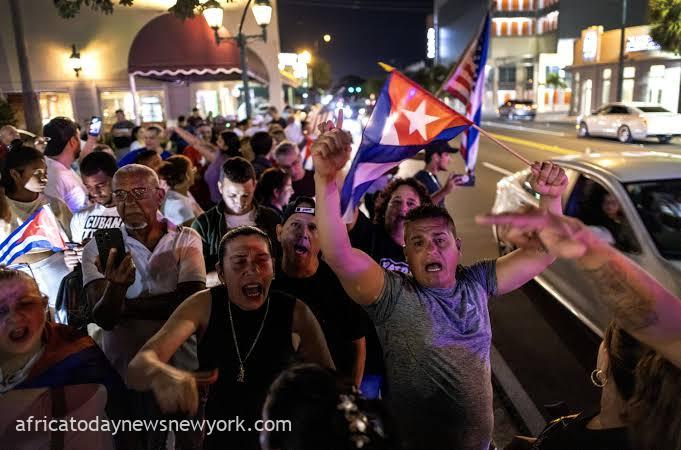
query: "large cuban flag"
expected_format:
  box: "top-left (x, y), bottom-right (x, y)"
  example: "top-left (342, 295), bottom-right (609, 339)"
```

top-left (339, 69), bottom-right (473, 221)
top-left (0, 205), bottom-right (66, 265)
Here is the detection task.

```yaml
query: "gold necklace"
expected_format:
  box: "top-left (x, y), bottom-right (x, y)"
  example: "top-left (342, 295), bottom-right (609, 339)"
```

top-left (227, 296), bottom-right (270, 383)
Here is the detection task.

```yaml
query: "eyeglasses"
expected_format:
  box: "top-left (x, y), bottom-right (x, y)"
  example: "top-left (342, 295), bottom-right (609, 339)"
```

top-left (112, 187), bottom-right (159, 203)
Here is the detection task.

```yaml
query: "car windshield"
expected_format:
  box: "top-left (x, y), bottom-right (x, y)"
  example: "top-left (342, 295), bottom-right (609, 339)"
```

top-left (626, 179), bottom-right (681, 260)
top-left (637, 106), bottom-right (670, 113)
top-left (513, 100), bottom-right (533, 105)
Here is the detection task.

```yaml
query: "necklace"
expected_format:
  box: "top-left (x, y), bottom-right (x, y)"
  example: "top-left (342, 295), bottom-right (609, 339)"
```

top-left (227, 296), bottom-right (270, 383)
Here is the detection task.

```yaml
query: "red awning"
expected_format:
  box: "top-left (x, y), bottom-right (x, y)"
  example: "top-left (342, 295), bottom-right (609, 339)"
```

top-left (128, 14), bottom-right (269, 84)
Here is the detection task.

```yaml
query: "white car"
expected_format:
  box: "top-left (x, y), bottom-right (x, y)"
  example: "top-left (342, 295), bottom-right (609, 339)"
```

top-left (491, 152), bottom-right (681, 335)
top-left (577, 102), bottom-right (681, 144)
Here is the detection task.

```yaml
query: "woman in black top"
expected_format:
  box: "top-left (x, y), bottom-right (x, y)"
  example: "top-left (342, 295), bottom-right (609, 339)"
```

top-left (128, 226), bottom-right (334, 449)
top-left (254, 168), bottom-right (294, 219)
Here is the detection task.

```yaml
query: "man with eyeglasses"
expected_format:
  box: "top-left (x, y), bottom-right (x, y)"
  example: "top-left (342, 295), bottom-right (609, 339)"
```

top-left (274, 141), bottom-right (315, 199)
top-left (80, 163), bottom-right (206, 446)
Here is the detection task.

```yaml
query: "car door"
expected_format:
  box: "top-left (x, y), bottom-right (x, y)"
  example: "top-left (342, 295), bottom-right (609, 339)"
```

top-left (604, 105), bottom-right (629, 136)
top-left (537, 172), bottom-right (644, 335)
top-left (588, 105), bottom-right (610, 135)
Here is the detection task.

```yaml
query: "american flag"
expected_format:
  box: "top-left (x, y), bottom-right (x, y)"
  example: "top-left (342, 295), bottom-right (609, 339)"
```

top-left (441, 14), bottom-right (490, 179)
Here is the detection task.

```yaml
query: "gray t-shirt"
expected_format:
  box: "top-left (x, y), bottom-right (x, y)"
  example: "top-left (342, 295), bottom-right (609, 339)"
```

top-left (364, 260), bottom-right (497, 450)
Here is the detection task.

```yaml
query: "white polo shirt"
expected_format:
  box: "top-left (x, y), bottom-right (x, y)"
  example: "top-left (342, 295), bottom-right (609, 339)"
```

top-left (81, 220), bottom-right (206, 380)
top-left (45, 157), bottom-right (89, 213)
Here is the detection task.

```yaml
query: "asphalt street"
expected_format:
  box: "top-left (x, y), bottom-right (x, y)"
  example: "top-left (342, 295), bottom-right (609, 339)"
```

top-left (389, 117), bottom-right (681, 445)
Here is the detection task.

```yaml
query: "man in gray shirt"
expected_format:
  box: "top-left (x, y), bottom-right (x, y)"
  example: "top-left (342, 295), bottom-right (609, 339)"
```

top-left (312, 121), bottom-right (568, 450)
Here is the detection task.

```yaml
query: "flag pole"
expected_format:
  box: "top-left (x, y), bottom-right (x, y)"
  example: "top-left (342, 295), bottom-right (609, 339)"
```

top-left (470, 123), bottom-right (532, 165)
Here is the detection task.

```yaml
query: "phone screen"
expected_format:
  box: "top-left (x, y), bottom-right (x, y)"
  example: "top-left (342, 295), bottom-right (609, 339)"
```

top-left (89, 116), bottom-right (102, 137)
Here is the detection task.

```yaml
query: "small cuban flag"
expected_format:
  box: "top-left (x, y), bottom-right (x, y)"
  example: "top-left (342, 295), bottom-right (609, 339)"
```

top-left (0, 205), bottom-right (66, 265)
top-left (339, 66), bottom-right (473, 222)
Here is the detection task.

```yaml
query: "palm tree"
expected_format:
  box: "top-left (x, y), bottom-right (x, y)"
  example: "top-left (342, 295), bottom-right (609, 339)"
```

top-left (545, 72), bottom-right (567, 111)
top-left (649, 0), bottom-right (681, 112)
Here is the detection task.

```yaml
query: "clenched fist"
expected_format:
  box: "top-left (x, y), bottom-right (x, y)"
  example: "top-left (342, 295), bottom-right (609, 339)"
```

top-left (311, 111), bottom-right (353, 181)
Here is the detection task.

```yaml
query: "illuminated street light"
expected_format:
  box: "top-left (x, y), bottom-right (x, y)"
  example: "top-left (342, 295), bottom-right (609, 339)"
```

top-left (323, 34), bottom-right (332, 43)
top-left (299, 50), bottom-right (312, 64)
top-left (68, 44), bottom-right (82, 77)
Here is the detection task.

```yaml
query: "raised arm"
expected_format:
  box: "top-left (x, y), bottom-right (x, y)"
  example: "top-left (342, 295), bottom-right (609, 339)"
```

top-left (312, 122), bottom-right (385, 306)
top-left (127, 290), bottom-right (215, 415)
top-left (477, 208), bottom-right (681, 369)
top-left (494, 161), bottom-right (567, 295)
top-left (171, 126), bottom-right (218, 162)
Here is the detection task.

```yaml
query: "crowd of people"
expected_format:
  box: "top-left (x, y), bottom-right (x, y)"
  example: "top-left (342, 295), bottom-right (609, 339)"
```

top-left (0, 109), bottom-right (680, 450)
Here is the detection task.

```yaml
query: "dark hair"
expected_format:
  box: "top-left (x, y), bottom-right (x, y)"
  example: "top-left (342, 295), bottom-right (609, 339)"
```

top-left (221, 157), bottom-right (255, 184)
top-left (424, 141), bottom-right (455, 164)
top-left (220, 131), bottom-right (241, 155)
top-left (404, 203), bottom-right (457, 237)
top-left (134, 149), bottom-right (160, 165)
top-left (131, 126), bottom-right (142, 140)
top-left (604, 322), bottom-right (644, 402)
top-left (1, 144), bottom-right (45, 193)
top-left (264, 364), bottom-right (398, 450)
top-left (115, 109), bottom-right (124, 115)
top-left (273, 141), bottom-right (296, 160)
top-left (373, 178), bottom-right (431, 226)
top-left (251, 131), bottom-right (273, 157)
top-left (42, 117), bottom-right (78, 157)
top-left (158, 155), bottom-right (192, 188)
top-left (255, 168), bottom-right (291, 205)
top-left (146, 125), bottom-right (163, 137)
top-left (80, 151), bottom-right (117, 178)
top-left (218, 226), bottom-right (272, 265)
top-left (192, 107), bottom-right (199, 113)
top-left (178, 115), bottom-right (186, 122)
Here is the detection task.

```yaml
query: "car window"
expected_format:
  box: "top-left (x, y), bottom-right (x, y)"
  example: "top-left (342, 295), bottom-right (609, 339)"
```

top-left (637, 106), bottom-right (670, 113)
top-left (564, 175), bottom-right (641, 254)
top-left (625, 179), bottom-right (681, 260)
top-left (608, 106), bottom-right (629, 114)
top-left (594, 106), bottom-right (609, 115)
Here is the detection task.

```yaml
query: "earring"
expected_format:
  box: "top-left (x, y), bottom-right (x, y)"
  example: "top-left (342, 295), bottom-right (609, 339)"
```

top-left (590, 369), bottom-right (607, 388)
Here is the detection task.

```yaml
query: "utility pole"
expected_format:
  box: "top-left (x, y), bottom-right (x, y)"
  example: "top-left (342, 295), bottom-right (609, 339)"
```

top-left (9, 0), bottom-right (42, 134)
top-left (615, 0), bottom-right (627, 102)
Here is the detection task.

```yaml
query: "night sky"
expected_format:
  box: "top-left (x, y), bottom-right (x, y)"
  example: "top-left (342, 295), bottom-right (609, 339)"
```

top-left (277, 0), bottom-right (433, 83)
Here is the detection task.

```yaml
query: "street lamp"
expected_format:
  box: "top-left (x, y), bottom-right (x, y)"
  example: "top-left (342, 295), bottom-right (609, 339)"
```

top-left (323, 34), bottom-right (332, 43)
top-left (68, 44), bottom-right (82, 78)
top-left (202, 0), bottom-right (272, 119)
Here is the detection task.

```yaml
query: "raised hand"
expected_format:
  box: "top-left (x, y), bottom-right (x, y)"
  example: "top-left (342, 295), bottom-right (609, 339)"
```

top-left (311, 110), bottom-right (352, 181)
top-left (529, 161), bottom-right (568, 199)
top-left (476, 207), bottom-right (595, 259)
top-left (150, 366), bottom-right (200, 415)
top-left (95, 248), bottom-right (135, 287)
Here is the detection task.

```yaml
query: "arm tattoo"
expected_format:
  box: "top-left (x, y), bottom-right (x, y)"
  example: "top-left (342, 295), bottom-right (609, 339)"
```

top-left (585, 260), bottom-right (659, 331)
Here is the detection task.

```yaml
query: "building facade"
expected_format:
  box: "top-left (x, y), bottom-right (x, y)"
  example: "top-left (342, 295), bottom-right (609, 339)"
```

top-left (435, 0), bottom-right (572, 113)
top-left (567, 25), bottom-right (681, 115)
top-left (0, 0), bottom-right (284, 130)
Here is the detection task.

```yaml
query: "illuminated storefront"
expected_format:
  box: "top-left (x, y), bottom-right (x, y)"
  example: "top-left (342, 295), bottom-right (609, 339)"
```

top-left (566, 25), bottom-right (681, 115)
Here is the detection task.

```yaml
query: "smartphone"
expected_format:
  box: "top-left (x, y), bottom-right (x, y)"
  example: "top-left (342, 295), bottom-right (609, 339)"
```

top-left (88, 116), bottom-right (102, 137)
top-left (94, 228), bottom-right (126, 269)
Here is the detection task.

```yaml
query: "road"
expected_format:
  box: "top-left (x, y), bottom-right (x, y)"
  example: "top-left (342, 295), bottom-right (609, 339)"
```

top-left (383, 118), bottom-right (681, 444)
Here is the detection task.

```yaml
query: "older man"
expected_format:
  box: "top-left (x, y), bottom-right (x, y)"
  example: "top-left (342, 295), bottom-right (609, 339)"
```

top-left (271, 196), bottom-right (368, 386)
top-left (312, 121), bottom-right (569, 450)
top-left (82, 164), bottom-right (206, 380)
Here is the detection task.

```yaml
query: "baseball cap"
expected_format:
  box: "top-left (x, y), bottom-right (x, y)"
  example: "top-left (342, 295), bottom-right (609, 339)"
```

top-left (424, 140), bottom-right (457, 161)
top-left (281, 196), bottom-right (315, 225)
top-left (43, 117), bottom-right (78, 157)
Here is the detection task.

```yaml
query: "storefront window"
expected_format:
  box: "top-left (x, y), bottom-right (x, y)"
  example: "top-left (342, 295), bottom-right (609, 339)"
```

top-left (196, 90), bottom-right (220, 118)
top-left (138, 90), bottom-right (165, 123)
top-left (39, 92), bottom-right (74, 125)
top-left (601, 68), bottom-right (611, 106)
top-left (622, 67), bottom-right (635, 103)
top-left (100, 91), bottom-right (136, 127)
top-left (647, 65), bottom-right (665, 105)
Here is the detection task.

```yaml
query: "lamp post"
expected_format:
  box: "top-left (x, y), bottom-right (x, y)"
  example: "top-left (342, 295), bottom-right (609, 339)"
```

top-left (68, 44), bottom-right (82, 78)
top-left (203, 0), bottom-right (272, 119)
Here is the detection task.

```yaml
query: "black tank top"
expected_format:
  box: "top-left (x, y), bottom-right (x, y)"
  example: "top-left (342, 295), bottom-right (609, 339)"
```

top-left (198, 285), bottom-right (296, 449)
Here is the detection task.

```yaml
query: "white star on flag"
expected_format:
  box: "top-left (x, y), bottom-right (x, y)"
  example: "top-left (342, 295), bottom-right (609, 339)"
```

top-left (401, 100), bottom-right (440, 141)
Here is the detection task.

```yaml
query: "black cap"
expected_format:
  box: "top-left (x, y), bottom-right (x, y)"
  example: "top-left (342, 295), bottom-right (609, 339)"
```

top-left (282, 196), bottom-right (315, 225)
top-left (424, 140), bottom-right (457, 161)
top-left (43, 117), bottom-right (78, 157)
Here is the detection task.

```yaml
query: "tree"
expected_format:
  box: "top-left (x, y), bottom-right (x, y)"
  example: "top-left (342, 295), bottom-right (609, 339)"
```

top-left (405, 64), bottom-right (450, 94)
top-left (53, 0), bottom-right (203, 19)
top-left (545, 72), bottom-right (568, 111)
top-left (649, 0), bottom-right (681, 112)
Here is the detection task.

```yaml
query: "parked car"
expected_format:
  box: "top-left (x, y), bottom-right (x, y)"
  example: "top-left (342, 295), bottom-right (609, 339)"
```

top-left (497, 99), bottom-right (537, 121)
top-left (491, 151), bottom-right (681, 335)
top-left (577, 102), bottom-right (681, 144)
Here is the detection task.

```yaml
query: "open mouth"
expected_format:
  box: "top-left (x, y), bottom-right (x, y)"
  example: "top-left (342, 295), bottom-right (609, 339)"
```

top-left (9, 326), bottom-right (29, 343)
top-left (242, 283), bottom-right (264, 298)
top-left (425, 263), bottom-right (442, 273)
top-left (293, 244), bottom-right (309, 255)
